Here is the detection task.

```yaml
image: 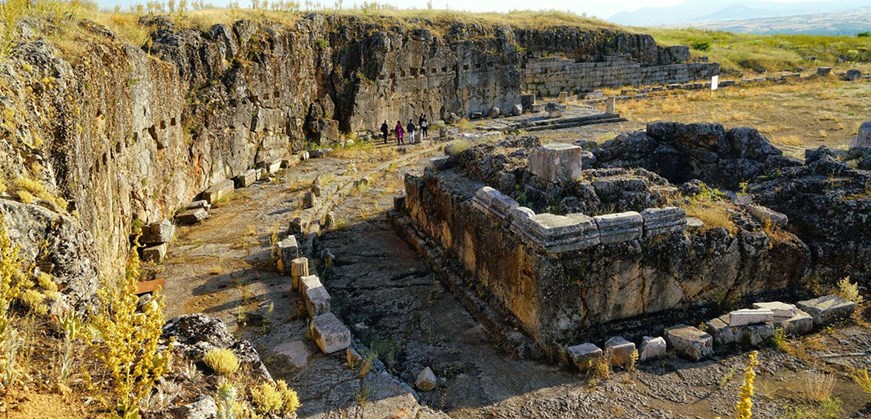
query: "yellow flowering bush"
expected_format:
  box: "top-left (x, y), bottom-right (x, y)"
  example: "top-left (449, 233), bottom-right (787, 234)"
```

top-left (203, 348), bottom-right (239, 376)
top-left (90, 246), bottom-right (172, 417)
top-left (250, 380), bottom-right (300, 414)
top-left (735, 350), bottom-right (760, 419)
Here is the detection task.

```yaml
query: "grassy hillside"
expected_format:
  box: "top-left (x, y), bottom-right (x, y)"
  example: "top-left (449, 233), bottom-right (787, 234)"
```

top-left (641, 27), bottom-right (871, 73)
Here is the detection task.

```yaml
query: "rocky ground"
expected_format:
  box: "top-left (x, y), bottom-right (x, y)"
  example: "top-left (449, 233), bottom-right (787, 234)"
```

top-left (153, 120), bottom-right (871, 418)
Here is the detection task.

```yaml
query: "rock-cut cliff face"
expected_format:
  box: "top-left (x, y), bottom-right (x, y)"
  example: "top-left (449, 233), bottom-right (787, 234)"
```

top-left (0, 14), bottom-right (715, 301)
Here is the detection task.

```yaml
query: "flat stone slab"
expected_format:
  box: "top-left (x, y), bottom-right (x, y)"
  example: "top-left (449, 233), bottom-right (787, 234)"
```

top-left (305, 286), bottom-right (331, 318)
top-left (234, 169), bottom-right (258, 188)
top-left (639, 336), bottom-right (666, 361)
top-left (665, 325), bottom-right (713, 361)
top-left (140, 220), bottom-right (175, 245)
top-left (529, 143), bottom-right (582, 183)
top-left (640, 207), bottom-right (686, 237)
top-left (728, 308), bottom-right (774, 326)
top-left (604, 336), bottom-right (636, 367)
top-left (472, 186), bottom-right (519, 221)
top-left (141, 243), bottom-right (168, 263)
top-left (202, 179), bottom-right (234, 204)
top-left (567, 343), bottom-right (602, 371)
top-left (511, 212), bottom-right (600, 253)
top-left (752, 301), bottom-right (798, 318)
top-left (594, 211), bottom-right (642, 244)
top-left (774, 309), bottom-right (814, 336)
top-left (309, 313), bottom-right (351, 354)
top-left (175, 208), bottom-right (209, 225)
top-left (797, 295), bottom-right (856, 327)
top-left (186, 200), bottom-right (211, 211)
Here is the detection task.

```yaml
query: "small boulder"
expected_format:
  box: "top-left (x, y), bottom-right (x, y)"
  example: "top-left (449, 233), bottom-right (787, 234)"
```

top-left (639, 336), bottom-right (667, 361)
top-left (415, 367), bottom-right (437, 391)
top-left (141, 243), bottom-right (168, 263)
top-left (309, 313), bottom-right (351, 354)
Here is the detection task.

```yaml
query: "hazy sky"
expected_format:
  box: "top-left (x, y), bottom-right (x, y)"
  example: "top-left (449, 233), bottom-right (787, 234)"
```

top-left (102, 0), bottom-right (827, 19)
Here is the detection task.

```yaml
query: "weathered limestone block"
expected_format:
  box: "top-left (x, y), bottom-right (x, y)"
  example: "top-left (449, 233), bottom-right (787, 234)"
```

top-left (511, 212), bottom-right (600, 253)
top-left (472, 186), bottom-right (520, 221)
top-left (267, 160), bottom-right (282, 174)
top-left (728, 308), bottom-right (774, 327)
top-left (851, 121), bottom-right (871, 148)
top-left (140, 220), bottom-right (175, 245)
top-left (594, 211), bottom-right (643, 244)
top-left (187, 200), bottom-right (211, 211)
top-left (746, 205), bottom-right (788, 227)
top-left (639, 336), bottom-right (667, 361)
top-left (290, 257), bottom-right (309, 289)
top-left (511, 104), bottom-right (523, 116)
top-left (299, 150), bottom-right (310, 161)
top-left (707, 315), bottom-right (775, 346)
top-left (299, 275), bottom-right (322, 296)
top-left (393, 193), bottom-right (406, 212)
top-left (567, 343), bottom-right (602, 371)
top-left (545, 102), bottom-right (566, 118)
top-left (797, 295), bottom-right (856, 327)
top-left (141, 243), bottom-right (168, 263)
top-left (606, 96), bottom-right (616, 114)
top-left (234, 169), bottom-right (258, 188)
top-left (773, 309), bottom-right (814, 336)
top-left (604, 336), bottom-right (636, 367)
top-left (665, 325), bottom-right (713, 361)
top-left (816, 67), bottom-right (832, 76)
top-left (640, 207), bottom-right (686, 237)
top-left (529, 144), bottom-right (582, 183)
top-left (309, 313), bottom-right (351, 354)
top-left (415, 367), bottom-right (437, 391)
top-left (203, 180), bottom-right (234, 204)
top-left (489, 107), bottom-right (501, 118)
top-left (305, 285), bottom-right (331, 318)
top-left (278, 236), bottom-right (299, 274)
top-left (304, 191), bottom-right (317, 209)
top-left (430, 156), bottom-right (450, 170)
top-left (752, 301), bottom-right (798, 318)
top-left (175, 208), bottom-right (209, 225)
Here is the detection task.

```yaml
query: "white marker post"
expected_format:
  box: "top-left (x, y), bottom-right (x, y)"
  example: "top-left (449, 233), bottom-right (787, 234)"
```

top-left (711, 75), bottom-right (719, 91)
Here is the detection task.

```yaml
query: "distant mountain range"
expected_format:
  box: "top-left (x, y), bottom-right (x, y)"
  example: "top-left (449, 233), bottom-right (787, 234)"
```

top-left (608, 0), bottom-right (871, 34)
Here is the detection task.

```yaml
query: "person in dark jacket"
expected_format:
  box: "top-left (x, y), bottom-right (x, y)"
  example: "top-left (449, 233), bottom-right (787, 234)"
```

top-left (419, 114), bottom-right (428, 140)
top-left (394, 121), bottom-right (404, 145)
top-left (380, 120), bottom-right (389, 144)
top-left (406, 119), bottom-right (417, 144)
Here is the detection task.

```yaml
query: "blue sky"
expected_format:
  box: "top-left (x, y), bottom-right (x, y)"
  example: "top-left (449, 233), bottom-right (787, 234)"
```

top-left (99, 0), bottom-right (825, 20)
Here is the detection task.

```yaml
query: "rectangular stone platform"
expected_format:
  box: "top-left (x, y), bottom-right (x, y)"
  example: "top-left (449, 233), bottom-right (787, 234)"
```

top-left (234, 169), bottom-right (258, 188)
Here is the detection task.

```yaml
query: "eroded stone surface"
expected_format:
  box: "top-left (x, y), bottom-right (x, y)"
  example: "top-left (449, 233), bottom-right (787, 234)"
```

top-left (567, 343), bottom-right (602, 371)
top-left (728, 308), bottom-right (774, 327)
top-left (528, 143), bottom-right (582, 183)
top-left (639, 336), bottom-right (667, 361)
top-left (203, 179), bottom-right (235, 204)
top-left (797, 295), bottom-right (856, 327)
top-left (665, 325), bottom-right (713, 361)
top-left (141, 220), bottom-right (175, 245)
top-left (309, 313), bottom-right (351, 354)
top-left (605, 336), bottom-right (636, 367)
top-left (415, 367), bottom-right (438, 391)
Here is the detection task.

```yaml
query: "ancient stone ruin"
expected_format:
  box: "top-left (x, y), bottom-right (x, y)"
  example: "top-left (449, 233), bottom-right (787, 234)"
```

top-left (397, 122), bottom-right (868, 357)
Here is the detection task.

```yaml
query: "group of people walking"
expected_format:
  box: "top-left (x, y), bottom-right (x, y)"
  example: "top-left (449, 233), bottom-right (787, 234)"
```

top-left (380, 115), bottom-right (428, 145)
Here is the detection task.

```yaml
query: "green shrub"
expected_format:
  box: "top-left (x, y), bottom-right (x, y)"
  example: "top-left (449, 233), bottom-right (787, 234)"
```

top-left (689, 38), bottom-right (712, 51)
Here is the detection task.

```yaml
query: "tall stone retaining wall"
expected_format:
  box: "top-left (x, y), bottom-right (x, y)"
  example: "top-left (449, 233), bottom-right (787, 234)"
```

top-left (522, 56), bottom-right (720, 96)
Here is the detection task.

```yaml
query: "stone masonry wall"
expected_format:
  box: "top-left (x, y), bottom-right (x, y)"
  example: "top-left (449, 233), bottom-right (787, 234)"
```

top-left (403, 168), bottom-right (810, 345)
top-left (522, 56), bottom-right (720, 96)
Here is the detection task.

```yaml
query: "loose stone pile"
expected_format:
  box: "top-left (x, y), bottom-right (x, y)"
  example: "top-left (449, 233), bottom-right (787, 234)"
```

top-left (564, 294), bottom-right (856, 372)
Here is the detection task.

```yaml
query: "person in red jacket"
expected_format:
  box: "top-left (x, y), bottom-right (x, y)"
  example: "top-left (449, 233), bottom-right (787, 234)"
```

top-left (394, 120), bottom-right (404, 145)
